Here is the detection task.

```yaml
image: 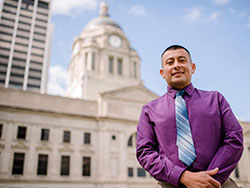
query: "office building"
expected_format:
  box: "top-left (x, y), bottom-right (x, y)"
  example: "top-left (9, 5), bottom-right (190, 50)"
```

top-left (0, 0), bottom-right (52, 93)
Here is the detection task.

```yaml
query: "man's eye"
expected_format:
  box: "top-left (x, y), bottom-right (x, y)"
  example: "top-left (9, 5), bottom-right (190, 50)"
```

top-left (166, 61), bottom-right (173, 65)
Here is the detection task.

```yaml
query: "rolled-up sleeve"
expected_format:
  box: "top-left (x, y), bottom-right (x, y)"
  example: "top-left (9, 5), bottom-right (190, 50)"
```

top-left (136, 105), bottom-right (186, 187)
top-left (207, 93), bottom-right (244, 184)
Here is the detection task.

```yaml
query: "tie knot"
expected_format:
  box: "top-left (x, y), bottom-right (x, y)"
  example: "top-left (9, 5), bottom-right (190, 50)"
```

top-left (176, 90), bottom-right (185, 97)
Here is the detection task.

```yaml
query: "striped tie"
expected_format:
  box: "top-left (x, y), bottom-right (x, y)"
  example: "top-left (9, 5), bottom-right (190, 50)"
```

top-left (175, 90), bottom-right (196, 166)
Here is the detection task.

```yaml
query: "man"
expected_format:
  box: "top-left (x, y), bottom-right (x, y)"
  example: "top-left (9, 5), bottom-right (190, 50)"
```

top-left (136, 45), bottom-right (243, 188)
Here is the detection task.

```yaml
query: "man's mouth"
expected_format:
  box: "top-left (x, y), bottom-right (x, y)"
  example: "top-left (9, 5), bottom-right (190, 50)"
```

top-left (172, 72), bottom-right (184, 76)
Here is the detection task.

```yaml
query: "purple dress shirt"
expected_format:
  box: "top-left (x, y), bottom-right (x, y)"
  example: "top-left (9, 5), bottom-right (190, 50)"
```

top-left (136, 83), bottom-right (243, 187)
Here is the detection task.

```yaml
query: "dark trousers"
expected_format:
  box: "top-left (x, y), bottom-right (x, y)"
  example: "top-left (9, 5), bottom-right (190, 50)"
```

top-left (158, 178), bottom-right (238, 188)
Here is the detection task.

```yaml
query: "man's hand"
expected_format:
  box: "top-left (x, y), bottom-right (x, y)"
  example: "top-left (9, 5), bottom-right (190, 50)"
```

top-left (179, 168), bottom-right (221, 188)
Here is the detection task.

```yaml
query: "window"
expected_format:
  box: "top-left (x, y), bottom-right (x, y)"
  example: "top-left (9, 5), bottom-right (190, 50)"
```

top-left (60, 156), bottom-right (70, 176)
top-left (137, 168), bottom-right (146, 177)
top-left (109, 56), bottom-right (113, 73)
top-left (91, 53), bottom-right (95, 70)
top-left (84, 132), bottom-right (91, 144)
top-left (85, 53), bottom-right (88, 68)
top-left (128, 167), bottom-right (133, 177)
top-left (82, 157), bottom-right (91, 176)
top-left (37, 154), bottom-right (48, 175)
top-left (0, 124), bottom-right (2, 138)
top-left (41, 129), bottom-right (49, 141)
top-left (234, 165), bottom-right (239, 178)
top-left (63, 131), bottom-right (70, 143)
top-left (118, 58), bottom-right (123, 75)
top-left (133, 62), bottom-right (137, 78)
top-left (248, 147), bottom-right (250, 168)
top-left (128, 135), bottom-right (133, 147)
top-left (128, 133), bottom-right (137, 147)
top-left (38, 1), bottom-right (49, 9)
top-left (12, 153), bottom-right (25, 175)
top-left (17, 126), bottom-right (26, 139)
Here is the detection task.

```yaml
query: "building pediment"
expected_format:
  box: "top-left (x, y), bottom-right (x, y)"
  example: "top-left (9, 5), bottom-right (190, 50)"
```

top-left (100, 84), bottom-right (158, 103)
top-left (98, 84), bottom-right (158, 121)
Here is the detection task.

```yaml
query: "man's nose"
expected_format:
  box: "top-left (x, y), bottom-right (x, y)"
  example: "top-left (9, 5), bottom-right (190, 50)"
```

top-left (173, 60), bottom-right (181, 69)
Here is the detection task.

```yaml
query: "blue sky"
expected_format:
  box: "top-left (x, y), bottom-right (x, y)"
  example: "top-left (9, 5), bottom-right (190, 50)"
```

top-left (49, 0), bottom-right (250, 121)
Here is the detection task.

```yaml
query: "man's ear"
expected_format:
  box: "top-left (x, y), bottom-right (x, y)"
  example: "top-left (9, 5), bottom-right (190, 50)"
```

top-left (160, 69), bottom-right (165, 78)
top-left (192, 63), bottom-right (196, 74)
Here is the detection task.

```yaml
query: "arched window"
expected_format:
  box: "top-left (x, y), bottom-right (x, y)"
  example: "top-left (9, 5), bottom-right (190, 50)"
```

top-left (133, 62), bottom-right (137, 78)
top-left (91, 53), bottom-right (95, 70)
top-left (234, 165), bottom-right (240, 178)
top-left (117, 58), bottom-right (123, 75)
top-left (128, 135), bottom-right (133, 147)
top-left (108, 56), bottom-right (114, 73)
top-left (127, 132), bottom-right (137, 147)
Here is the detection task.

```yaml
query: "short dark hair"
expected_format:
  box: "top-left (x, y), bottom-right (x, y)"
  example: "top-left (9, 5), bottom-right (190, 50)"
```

top-left (161, 45), bottom-right (191, 58)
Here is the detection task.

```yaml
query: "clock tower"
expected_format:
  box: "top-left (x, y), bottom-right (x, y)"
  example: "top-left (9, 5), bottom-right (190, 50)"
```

top-left (67, 2), bottom-right (141, 100)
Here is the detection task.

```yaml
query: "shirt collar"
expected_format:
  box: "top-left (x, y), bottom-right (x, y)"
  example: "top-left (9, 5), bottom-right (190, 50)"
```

top-left (167, 83), bottom-right (194, 98)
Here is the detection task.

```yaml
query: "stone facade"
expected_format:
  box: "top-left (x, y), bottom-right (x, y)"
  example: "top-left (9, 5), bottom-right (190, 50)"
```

top-left (0, 85), bottom-right (159, 188)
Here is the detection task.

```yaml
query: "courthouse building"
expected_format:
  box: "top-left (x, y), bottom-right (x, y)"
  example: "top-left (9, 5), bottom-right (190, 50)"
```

top-left (0, 2), bottom-right (250, 188)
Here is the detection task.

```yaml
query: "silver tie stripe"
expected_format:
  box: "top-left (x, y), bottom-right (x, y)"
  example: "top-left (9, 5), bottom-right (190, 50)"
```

top-left (175, 90), bottom-right (196, 166)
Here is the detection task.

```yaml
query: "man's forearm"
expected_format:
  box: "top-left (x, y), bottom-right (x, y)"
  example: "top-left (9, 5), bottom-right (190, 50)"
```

top-left (179, 168), bottom-right (221, 188)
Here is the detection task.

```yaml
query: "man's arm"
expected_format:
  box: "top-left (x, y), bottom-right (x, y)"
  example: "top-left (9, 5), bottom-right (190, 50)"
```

top-left (180, 168), bottom-right (221, 188)
top-left (206, 93), bottom-right (244, 184)
top-left (136, 105), bottom-right (186, 187)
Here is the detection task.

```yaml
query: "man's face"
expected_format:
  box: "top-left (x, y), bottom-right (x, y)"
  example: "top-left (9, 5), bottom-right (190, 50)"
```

top-left (160, 48), bottom-right (196, 89)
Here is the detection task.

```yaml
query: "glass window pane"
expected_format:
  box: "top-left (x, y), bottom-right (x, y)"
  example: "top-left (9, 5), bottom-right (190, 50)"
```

top-left (82, 157), bottom-right (91, 176)
top-left (137, 168), bottom-right (146, 177)
top-left (133, 62), bottom-right (137, 78)
top-left (37, 154), bottom-right (48, 175)
top-left (17, 126), bottom-right (26, 139)
top-left (85, 53), bottom-right (88, 68)
top-left (128, 135), bottom-right (133, 147)
top-left (84, 132), bottom-right (91, 144)
top-left (109, 56), bottom-right (113, 73)
top-left (0, 124), bottom-right (3, 138)
top-left (91, 53), bottom-right (95, 70)
top-left (12, 153), bottom-right (25, 175)
top-left (234, 165), bottom-right (239, 178)
top-left (128, 167), bottom-right (133, 177)
top-left (118, 58), bottom-right (122, 75)
top-left (60, 156), bottom-right (70, 176)
top-left (41, 128), bottom-right (49, 141)
top-left (63, 131), bottom-right (70, 143)
top-left (38, 1), bottom-right (49, 9)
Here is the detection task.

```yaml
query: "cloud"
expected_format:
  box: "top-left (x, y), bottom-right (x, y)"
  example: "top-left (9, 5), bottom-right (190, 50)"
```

top-left (130, 5), bottom-right (146, 16)
top-left (184, 7), bottom-right (204, 22)
top-left (48, 65), bottom-right (68, 96)
top-left (51, 0), bottom-right (98, 15)
top-left (213, 0), bottom-right (231, 5)
top-left (210, 11), bottom-right (222, 20)
top-left (229, 8), bottom-right (235, 14)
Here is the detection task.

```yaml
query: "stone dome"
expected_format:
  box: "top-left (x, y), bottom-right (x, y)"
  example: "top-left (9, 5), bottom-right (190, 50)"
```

top-left (84, 2), bottom-right (121, 30)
